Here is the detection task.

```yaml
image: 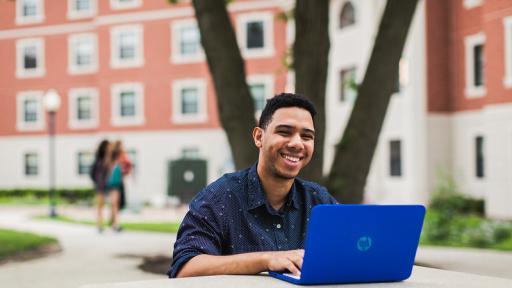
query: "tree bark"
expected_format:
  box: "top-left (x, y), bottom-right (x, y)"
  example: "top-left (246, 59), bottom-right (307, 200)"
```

top-left (326, 0), bottom-right (419, 203)
top-left (191, 0), bottom-right (258, 170)
top-left (293, 0), bottom-right (330, 183)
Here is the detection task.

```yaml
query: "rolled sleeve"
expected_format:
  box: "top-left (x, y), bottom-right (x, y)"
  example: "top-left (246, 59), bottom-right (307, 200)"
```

top-left (168, 189), bottom-right (225, 278)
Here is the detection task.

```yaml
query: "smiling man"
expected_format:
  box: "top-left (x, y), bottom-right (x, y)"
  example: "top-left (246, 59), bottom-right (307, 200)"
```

top-left (168, 93), bottom-right (337, 278)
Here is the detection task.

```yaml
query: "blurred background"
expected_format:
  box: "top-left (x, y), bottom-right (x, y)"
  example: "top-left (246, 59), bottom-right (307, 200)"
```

top-left (1, 0), bottom-right (512, 287)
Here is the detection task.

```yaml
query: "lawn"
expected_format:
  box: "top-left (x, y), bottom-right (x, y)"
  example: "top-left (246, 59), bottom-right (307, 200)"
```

top-left (0, 228), bottom-right (58, 259)
top-left (35, 215), bottom-right (181, 233)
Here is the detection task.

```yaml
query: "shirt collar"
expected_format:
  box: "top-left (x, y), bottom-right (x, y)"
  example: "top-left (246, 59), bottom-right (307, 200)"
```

top-left (247, 163), bottom-right (300, 211)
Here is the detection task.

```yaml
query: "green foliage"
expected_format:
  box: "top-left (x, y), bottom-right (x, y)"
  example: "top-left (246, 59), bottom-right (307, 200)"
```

top-left (0, 188), bottom-right (95, 205)
top-left (0, 228), bottom-right (57, 258)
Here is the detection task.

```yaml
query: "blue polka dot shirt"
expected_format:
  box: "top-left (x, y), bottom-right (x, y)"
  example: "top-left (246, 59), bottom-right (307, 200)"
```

top-left (168, 164), bottom-right (337, 278)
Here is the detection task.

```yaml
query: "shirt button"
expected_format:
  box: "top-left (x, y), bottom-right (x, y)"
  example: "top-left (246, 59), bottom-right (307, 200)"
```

top-left (276, 224), bottom-right (282, 229)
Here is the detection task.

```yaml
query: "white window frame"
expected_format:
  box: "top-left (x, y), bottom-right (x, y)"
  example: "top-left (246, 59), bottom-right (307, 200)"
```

top-left (77, 150), bottom-right (94, 176)
top-left (172, 79), bottom-right (208, 124)
top-left (68, 33), bottom-right (98, 75)
top-left (68, 88), bottom-right (99, 129)
top-left (16, 0), bottom-right (45, 25)
top-left (236, 12), bottom-right (274, 59)
top-left (110, 0), bottom-right (142, 10)
top-left (464, 32), bottom-right (486, 98)
top-left (247, 74), bottom-right (274, 117)
top-left (171, 19), bottom-right (205, 64)
top-left (16, 91), bottom-right (45, 132)
top-left (111, 82), bottom-right (145, 126)
top-left (463, 0), bottom-right (483, 10)
top-left (16, 38), bottom-right (45, 78)
top-left (503, 17), bottom-right (512, 88)
top-left (67, 0), bottom-right (97, 20)
top-left (23, 151), bottom-right (40, 177)
top-left (110, 25), bottom-right (144, 69)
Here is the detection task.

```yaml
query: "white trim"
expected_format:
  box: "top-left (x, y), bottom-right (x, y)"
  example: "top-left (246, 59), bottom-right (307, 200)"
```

top-left (16, 91), bottom-right (45, 132)
top-left (172, 79), bottom-right (208, 124)
top-left (68, 88), bottom-right (99, 129)
top-left (110, 0), bottom-right (142, 10)
top-left (463, 0), bottom-right (483, 10)
top-left (171, 19), bottom-right (205, 64)
top-left (67, 0), bottom-right (97, 20)
top-left (503, 17), bottom-right (512, 88)
top-left (16, 0), bottom-right (45, 25)
top-left (110, 24), bottom-right (144, 69)
top-left (247, 74), bottom-right (274, 117)
top-left (68, 33), bottom-right (98, 75)
top-left (236, 12), bottom-right (274, 59)
top-left (464, 32), bottom-right (486, 98)
top-left (0, 22), bottom-right (94, 40)
top-left (16, 38), bottom-right (45, 78)
top-left (111, 82), bottom-right (145, 126)
top-left (76, 150), bottom-right (94, 176)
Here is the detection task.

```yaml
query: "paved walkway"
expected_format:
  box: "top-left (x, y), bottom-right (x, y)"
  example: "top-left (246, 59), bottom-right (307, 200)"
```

top-left (1, 206), bottom-right (512, 288)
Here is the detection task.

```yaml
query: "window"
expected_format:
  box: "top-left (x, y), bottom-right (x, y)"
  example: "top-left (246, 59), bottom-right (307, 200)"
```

top-left (237, 13), bottom-right (274, 58)
top-left (475, 136), bottom-right (484, 178)
top-left (503, 17), bottom-right (512, 88)
top-left (182, 147), bottom-right (199, 159)
top-left (126, 149), bottom-right (137, 176)
top-left (68, 33), bottom-right (97, 74)
top-left (16, 38), bottom-right (45, 78)
top-left (247, 75), bottom-right (274, 116)
top-left (171, 20), bottom-right (204, 63)
top-left (67, 0), bottom-right (96, 19)
top-left (17, 91), bottom-right (44, 131)
top-left (172, 80), bottom-right (207, 123)
top-left (339, 1), bottom-right (356, 29)
top-left (111, 83), bottom-right (144, 126)
top-left (16, 0), bottom-right (44, 25)
top-left (465, 33), bottom-right (486, 98)
top-left (69, 88), bottom-right (98, 129)
top-left (340, 67), bottom-right (356, 102)
top-left (464, 0), bottom-right (483, 9)
top-left (24, 152), bottom-right (39, 176)
top-left (110, 25), bottom-right (144, 68)
top-left (77, 151), bottom-right (94, 175)
top-left (110, 0), bottom-right (142, 10)
top-left (389, 140), bottom-right (402, 177)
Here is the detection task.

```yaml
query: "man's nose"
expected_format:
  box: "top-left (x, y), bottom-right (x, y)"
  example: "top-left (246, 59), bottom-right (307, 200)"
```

top-left (287, 133), bottom-right (304, 150)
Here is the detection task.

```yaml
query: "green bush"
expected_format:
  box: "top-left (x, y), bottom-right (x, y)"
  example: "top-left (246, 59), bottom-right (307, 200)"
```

top-left (0, 188), bottom-right (95, 204)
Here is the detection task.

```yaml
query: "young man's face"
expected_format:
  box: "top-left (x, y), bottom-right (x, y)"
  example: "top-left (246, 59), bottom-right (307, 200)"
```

top-left (254, 107), bottom-right (315, 180)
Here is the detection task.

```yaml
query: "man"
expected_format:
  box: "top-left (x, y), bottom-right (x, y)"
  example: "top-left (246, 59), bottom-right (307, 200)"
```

top-left (168, 93), bottom-right (337, 278)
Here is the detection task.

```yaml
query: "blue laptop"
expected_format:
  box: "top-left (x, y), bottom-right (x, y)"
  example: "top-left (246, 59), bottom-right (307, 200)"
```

top-left (269, 204), bottom-right (426, 285)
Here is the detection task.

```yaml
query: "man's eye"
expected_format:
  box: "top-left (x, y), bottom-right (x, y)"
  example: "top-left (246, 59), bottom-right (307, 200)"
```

top-left (302, 134), bottom-right (314, 140)
top-left (277, 131), bottom-right (290, 136)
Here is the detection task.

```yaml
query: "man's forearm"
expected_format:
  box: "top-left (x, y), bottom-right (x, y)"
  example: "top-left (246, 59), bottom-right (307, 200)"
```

top-left (176, 252), bottom-right (269, 277)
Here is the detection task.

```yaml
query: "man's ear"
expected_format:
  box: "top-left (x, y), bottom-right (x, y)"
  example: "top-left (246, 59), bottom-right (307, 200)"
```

top-left (253, 127), bottom-right (263, 148)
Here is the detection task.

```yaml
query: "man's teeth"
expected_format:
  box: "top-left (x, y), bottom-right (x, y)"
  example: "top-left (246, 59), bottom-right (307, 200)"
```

top-left (284, 155), bottom-right (300, 162)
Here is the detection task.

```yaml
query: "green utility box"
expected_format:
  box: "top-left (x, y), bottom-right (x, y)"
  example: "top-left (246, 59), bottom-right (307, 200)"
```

top-left (167, 159), bottom-right (207, 203)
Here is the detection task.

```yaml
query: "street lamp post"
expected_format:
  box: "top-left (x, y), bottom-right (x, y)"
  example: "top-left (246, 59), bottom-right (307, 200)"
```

top-left (44, 89), bottom-right (61, 218)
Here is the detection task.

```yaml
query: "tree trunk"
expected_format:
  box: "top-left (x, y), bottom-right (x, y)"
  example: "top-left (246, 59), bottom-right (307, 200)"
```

top-left (293, 0), bottom-right (330, 183)
top-left (326, 0), bottom-right (419, 203)
top-left (191, 0), bottom-right (258, 170)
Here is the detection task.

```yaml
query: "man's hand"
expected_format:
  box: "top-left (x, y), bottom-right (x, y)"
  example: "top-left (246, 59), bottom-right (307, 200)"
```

top-left (265, 249), bottom-right (304, 276)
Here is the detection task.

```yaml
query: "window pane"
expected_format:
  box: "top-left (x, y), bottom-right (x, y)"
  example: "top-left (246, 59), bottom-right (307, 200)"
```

top-left (77, 152), bottom-right (93, 175)
top-left (340, 68), bottom-right (356, 102)
top-left (76, 39), bottom-right (93, 66)
top-left (473, 44), bottom-right (484, 87)
top-left (119, 32), bottom-right (136, 59)
top-left (75, 0), bottom-right (90, 11)
top-left (24, 99), bottom-right (38, 122)
top-left (22, 0), bottom-right (38, 17)
top-left (180, 26), bottom-right (200, 55)
top-left (126, 149), bottom-right (137, 175)
top-left (389, 140), bottom-right (402, 177)
top-left (24, 153), bottom-right (38, 176)
top-left (339, 2), bottom-right (356, 29)
top-left (249, 83), bottom-right (266, 112)
top-left (246, 21), bottom-right (264, 49)
top-left (24, 45), bottom-right (37, 69)
top-left (475, 136), bottom-right (484, 178)
top-left (181, 88), bottom-right (199, 114)
top-left (120, 91), bottom-right (136, 117)
top-left (77, 96), bottom-right (91, 120)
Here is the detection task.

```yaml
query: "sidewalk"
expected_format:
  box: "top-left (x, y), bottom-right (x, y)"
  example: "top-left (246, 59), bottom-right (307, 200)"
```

top-left (1, 205), bottom-right (511, 288)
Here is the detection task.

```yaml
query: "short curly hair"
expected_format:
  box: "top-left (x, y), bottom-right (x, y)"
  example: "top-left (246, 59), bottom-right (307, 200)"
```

top-left (258, 93), bottom-right (317, 129)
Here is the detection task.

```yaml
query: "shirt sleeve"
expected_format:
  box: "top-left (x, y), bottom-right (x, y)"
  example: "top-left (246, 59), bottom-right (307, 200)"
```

top-left (168, 188), bottom-right (225, 278)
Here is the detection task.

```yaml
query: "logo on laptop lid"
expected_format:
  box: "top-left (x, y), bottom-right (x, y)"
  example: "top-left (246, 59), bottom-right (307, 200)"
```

top-left (357, 236), bottom-right (372, 251)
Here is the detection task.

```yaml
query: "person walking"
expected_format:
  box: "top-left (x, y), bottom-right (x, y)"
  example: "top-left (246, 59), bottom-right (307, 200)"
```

top-left (105, 141), bottom-right (124, 232)
top-left (90, 139), bottom-right (110, 233)
top-left (112, 140), bottom-right (132, 211)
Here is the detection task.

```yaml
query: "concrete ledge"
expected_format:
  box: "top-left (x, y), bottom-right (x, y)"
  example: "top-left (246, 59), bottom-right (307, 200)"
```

top-left (81, 266), bottom-right (512, 288)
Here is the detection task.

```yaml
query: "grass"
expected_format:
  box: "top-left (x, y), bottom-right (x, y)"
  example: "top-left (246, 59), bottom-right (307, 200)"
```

top-left (0, 228), bottom-right (57, 258)
top-left (35, 215), bottom-right (181, 233)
